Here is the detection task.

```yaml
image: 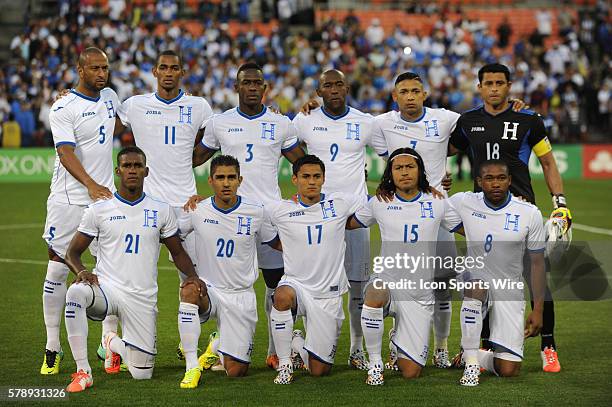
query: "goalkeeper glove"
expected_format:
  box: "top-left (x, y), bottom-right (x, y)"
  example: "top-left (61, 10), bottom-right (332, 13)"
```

top-left (550, 194), bottom-right (572, 234)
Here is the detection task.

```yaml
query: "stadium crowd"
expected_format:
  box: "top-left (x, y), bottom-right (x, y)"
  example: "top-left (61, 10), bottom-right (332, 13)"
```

top-left (0, 0), bottom-right (610, 147)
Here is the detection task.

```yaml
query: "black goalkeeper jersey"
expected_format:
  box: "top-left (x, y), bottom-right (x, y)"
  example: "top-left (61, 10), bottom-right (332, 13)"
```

top-left (449, 103), bottom-right (548, 204)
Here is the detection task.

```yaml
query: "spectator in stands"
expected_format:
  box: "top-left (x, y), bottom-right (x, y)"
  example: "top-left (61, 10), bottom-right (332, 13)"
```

top-left (1, 113), bottom-right (21, 148)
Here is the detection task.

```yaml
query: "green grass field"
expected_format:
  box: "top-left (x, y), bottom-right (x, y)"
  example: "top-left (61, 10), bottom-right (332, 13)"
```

top-left (1, 179), bottom-right (611, 406)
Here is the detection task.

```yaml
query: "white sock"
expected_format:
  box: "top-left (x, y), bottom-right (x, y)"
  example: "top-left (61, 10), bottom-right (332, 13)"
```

top-left (43, 260), bottom-right (69, 352)
top-left (65, 283), bottom-right (92, 374)
top-left (101, 315), bottom-right (119, 348)
top-left (109, 335), bottom-right (126, 360)
top-left (478, 349), bottom-right (498, 375)
top-left (178, 302), bottom-right (201, 370)
top-left (348, 282), bottom-right (365, 353)
top-left (361, 305), bottom-right (384, 368)
top-left (270, 307), bottom-right (293, 367)
top-left (434, 296), bottom-right (452, 350)
top-left (291, 332), bottom-right (309, 370)
top-left (460, 297), bottom-right (483, 366)
top-left (265, 287), bottom-right (276, 356)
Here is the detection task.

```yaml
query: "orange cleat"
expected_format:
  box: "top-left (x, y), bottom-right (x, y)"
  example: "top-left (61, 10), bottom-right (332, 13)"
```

top-left (66, 370), bottom-right (93, 393)
top-left (541, 347), bottom-right (561, 373)
top-left (266, 354), bottom-right (279, 370)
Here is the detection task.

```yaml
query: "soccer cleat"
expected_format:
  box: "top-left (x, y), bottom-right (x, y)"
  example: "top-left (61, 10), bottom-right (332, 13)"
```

top-left (40, 349), bottom-right (64, 375)
top-left (384, 329), bottom-right (399, 371)
top-left (66, 370), bottom-right (93, 393)
top-left (198, 332), bottom-right (220, 370)
top-left (180, 367), bottom-right (203, 389)
top-left (459, 364), bottom-right (480, 387)
top-left (433, 348), bottom-right (452, 369)
top-left (365, 366), bottom-right (384, 386)
top-left (541, 347), bottom-right (561, 373)
top-left (97, 343), bottom-right (127, 371)
top-left (103, 332), bottom-right (121, 374)
top-left (273, 364), bottom-right (293, 385)
top-left (291, 330), bottom-right (305, 370)
top-left (450, 348), bottom-right (465, 369)
top-left (348, 350), bottom-right (369, 371)
top-left (266, 354), bottom-right (279, 370)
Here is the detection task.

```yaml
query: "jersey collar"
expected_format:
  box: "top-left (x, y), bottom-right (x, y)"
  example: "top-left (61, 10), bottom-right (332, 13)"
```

top-left (237, 106), bottom-right (266, 120)
top-left (399, 107), bottom-right (426, 123)
top-left (70, 89), bottom-right (100, 102)
top-left (298, 193), bottom-right (325, 207)
top-left (483, 192), bottom-right (512, 211)
top-left (155, 89), bottom-right (184, 105)
top-left (212, 196), bottom-right (242, 214)
top-left (482, 102), bottom-right (513, 118)
top-left (395, 191), bottom-right (422, 202)
top-left (321, 106), bottom-right (349, 120)
top-left (114, 192), bottom-right (146, 206)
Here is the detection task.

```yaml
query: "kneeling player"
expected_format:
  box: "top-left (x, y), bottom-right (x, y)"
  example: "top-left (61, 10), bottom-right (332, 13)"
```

top-left (62, 147), bottom-right (203, 392)
top-left (177, 155), bottom-right (278, 388)
top-left (449, 159), bottom-right (545, 386)
top-left (267, 155), bottom-right (363, 384)
top-left (346, 148), bottom-right (461, 385)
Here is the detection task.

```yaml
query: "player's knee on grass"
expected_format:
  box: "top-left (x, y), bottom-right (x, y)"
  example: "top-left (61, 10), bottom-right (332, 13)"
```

top-left (272, 285), bottom-right (296, 311)
top-left (262, 268), bottom-right (284, 289)
top-left (364, 285), bottom-right (389, 308)
top-left (224, 357), bottom-right (248, 377)
top-left (397, 357), bottom-right (422, 379)
top-left (126, 347), bottom-right (155, 380)
top-left (308, 358), bottom-right (331, 377)
top-left (495, 359), bottom-right (521, 377)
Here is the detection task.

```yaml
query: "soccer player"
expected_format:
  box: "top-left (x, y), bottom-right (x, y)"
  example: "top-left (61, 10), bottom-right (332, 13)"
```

top-left (346, 148), bottom-right (462, 385)
top-left (176, 155), bottom-right (278, 388)
top-left (62, 146), bottom-right (204, 392)
top-left (449, 63), bottom-right (571, 372)
top-left (193, 62), bottom-right (305, 368)
top-left (292, 69), bottom-right (388, 369)
top-left (447, 159), bottom-right (545, 386)
top-left (267, 155), bottom-right (363, 384)
top-left (40, 47), bottom-right (118, 375)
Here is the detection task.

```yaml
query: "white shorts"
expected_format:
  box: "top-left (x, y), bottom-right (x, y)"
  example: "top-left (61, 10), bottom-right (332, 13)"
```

top-left (279, 280), bottom-right (344, 365)
top-left (43, 198), bottom-right (97, 259)
top-left (488, 298), bottom-right (525, 360)
top-left (386, 294), bottom-right (433, 367)
top-left (344, 227), bottom-right (370, 282)
top-left (87, 282), bottom-right (157, 356)
top-left (200, 285), bottom-right (257, 363)
top-left (256, 239), bottom-right (283, 270)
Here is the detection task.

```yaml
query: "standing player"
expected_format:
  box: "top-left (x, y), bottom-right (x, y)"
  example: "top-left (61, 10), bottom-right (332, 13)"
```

top-left (267, 155), bottom-right (363, 384)
top-left (448, 160), bottom-right (545, 386)
top-left (449, 63), bottom-right (571, 372)
top-left (40, 47), bottom-right (118, 375)
top-left (62, 146), bottom-right (204, 392)
top-left (176, 155), bottom-right (278, 388)
top-left (292, 69), bottom-right (388, 369)
top-left (347, 148), bottom-right (463, 385)
top-left (193, 62), bottom-right (305, 368)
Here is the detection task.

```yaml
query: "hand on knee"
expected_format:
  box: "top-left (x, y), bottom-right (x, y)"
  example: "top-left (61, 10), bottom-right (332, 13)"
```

top-left (180, 281), bottom-right (203, 304)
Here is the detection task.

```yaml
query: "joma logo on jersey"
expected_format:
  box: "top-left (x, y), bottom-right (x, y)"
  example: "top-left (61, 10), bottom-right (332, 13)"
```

top-left (143, 209), bottom-right (158, 228)
top-left (236, 216), bottom-right (252, 235)
top-left (109, 215), bottom-right (127, 221)
top-left (228, 127), bottom-right (243, 133)
top-left (289, 210), bottom-right (305, 217)
top-left (203, 218), bottom-right (219, 225)
top-left (471, 211), bottom-right (487, 219)
top-left (394, 125), bottom-right (409, 131)
top-left (320, 200), bottom-right (337, 219)
top-left (82, 112), bottom-right (96, 117)
top-left (471, 126), bottom-right (485, 132)
top-left (313, 126), bottom-right (328, 131)
top-left (386, 205), bottom-right (402, 211)
top-left (504, 213), bottom-right (520, 231)
top-left (146, 110), bottom-right (161, 115)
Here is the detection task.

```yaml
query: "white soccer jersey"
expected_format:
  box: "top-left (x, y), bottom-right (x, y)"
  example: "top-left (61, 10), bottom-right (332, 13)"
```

top-left (372, 108), bottom-right (459, 191)
top-left (293, 107), bottom-right (387, 197)
top-left (266, 192), bottom-right (362, 298)
top-left (78, 192), bottom-right (178, 304)
top-left (447, 192), bottom-right (545, 281)
top-left (201, 107), bottom-right (299, 205)
top-left (117, 91), bottom-right (213, 206)
top-left (49, 88), bottom-right (119, 205)
top-left (178, 196), bottom-right (277, 291)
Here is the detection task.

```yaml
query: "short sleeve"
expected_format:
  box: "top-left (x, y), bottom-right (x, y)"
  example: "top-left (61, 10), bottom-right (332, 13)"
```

top-left (446, 109), bottom-right (461, 134)
top-left (441, 198), bottom-right (463, 232)
top-left (258, 208), bottom-right (278, 244)
top-left (263, 202), bottom-right (279, 227)
top-left (345, 193), bottom-right (364, 216)
top-left (449, 116), bottom-right (469, 151)
top-left (527, 114), bottom-right (548, 149)
top-left (281, 119), bottom-right (300, 152)
top-left (116, 97), bottom-right (131, 127)
top-left (370, 118), bottom-right (389, 157)
top-left (527, 208), bottom-right (546, 252)
top-left (353, 198), bottom-right (376, 227)
top-left (49, 104), bottom-right (76, 147)
top-left (161, 205), bottom-right (179, 239)
top-left (292, 114), bottom-right (305, 142)
top-left (201, 116), bottom-right (220, 150)
top-left (199, 98), bottom-right (213, 130)
top-left (77, 205), bottom-right (98, 238)
top-left (178, 210), bottom-right (194, 239)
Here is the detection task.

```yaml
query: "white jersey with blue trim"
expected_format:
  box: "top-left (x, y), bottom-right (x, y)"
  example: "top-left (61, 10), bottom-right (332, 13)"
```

top-left (265, 192), bottom-right (362, 298)
top-left (78, 192), bottom-right (178, 305)
top-left (293, 106), bottom-right (386, 198)
top-left (178, 196), bottom-right (277, 291)
top-left (49, 88), bottom-right (119, 205)
top-left (117, 91), bottom-right (213, 206)
top-left (372, 108), bottom-right (459, 191)
top-left (447, 191), bottom-right (545, 281)
top-left (201, 106), bottom-right (299, 205)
